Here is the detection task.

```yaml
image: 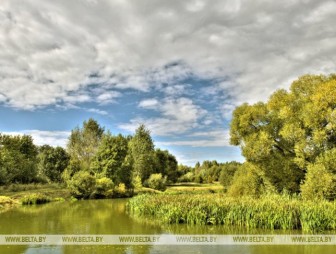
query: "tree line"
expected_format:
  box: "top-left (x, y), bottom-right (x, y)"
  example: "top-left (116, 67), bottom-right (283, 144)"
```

top-left (0, 121), bottom-right (178, 198)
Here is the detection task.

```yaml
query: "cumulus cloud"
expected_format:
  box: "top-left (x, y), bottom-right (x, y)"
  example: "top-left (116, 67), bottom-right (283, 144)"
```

top-left (1, 0), bottom-right (335, 111)
top-left (120, 97), bottom-right (207, 135)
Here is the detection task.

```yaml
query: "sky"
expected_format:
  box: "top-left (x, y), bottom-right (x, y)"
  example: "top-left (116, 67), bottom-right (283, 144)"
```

top-left (0, 0), bottom-right (335, 166)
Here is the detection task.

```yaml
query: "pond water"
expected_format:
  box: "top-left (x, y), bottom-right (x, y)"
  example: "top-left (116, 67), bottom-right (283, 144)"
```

top-left (0, 199), bottom-right (334, 254)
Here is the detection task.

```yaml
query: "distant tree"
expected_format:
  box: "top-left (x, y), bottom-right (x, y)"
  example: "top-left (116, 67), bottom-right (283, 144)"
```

top-left (154, 149), bottom-right (178, 183)
top-left (128, 125), bottom-right (155, 182)
top-left (38, 145), bottom-right (69, 182)
top-left (219, 162), bottom-right (241, 190)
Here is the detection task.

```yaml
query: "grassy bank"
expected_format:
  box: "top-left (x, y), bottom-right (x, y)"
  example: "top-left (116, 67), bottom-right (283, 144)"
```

top-left (0, 183), bottom-right (72, 210)
top-left (127, 193), bottom-right (336, 232)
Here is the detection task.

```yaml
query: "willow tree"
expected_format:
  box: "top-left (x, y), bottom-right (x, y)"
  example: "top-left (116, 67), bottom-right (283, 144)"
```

top-left (230, 74), bottom-right (336, 195)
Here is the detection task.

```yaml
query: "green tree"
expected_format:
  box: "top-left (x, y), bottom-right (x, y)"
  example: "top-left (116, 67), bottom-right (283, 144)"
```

top-left (128, 125), bottom-right (155, 182)
top-left (219, 162), bottom-right (241, 191)
top-left (66, 118), bottom-right (104, 173)
top-left (38, 145), bottom-right (69, 182)
top-left (0, 134), bottom-right (38, 184)
top-left (154, 149), bottom-right (178, 183)
top-left (230, 74), bottom-right (336, 193)
top-left (91, 133), bottom-right (132, 187)
top-left (301, 148), bottom-right (336, 200)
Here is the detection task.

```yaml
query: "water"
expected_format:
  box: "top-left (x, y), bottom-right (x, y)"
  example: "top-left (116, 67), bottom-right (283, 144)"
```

top-left (0, 199), bottom-right (335, 254)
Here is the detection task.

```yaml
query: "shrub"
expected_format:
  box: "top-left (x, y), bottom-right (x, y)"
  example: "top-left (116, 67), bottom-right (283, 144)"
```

top-left (21, 194), bottom-right (51, 205)
top-left (114, 183), bottom-right (127, 197)
top-left (147, 173), bottom-right (167, 191)
top-left (132, 175), bottom-right (143, 190)
top-left (68, 171), bottom-right (96, 199)
top-left (95, 177), bottom-right (114, 198)
top-left (177, 172), bottom-right (194, 183)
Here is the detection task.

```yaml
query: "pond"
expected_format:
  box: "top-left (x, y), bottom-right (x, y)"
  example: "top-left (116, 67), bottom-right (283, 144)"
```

top-left (0, 199), bottom-right (334, 254)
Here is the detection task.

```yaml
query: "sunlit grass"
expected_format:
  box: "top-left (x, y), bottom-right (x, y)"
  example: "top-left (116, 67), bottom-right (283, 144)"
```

top-left (128, 193), bottom-right (336, 232)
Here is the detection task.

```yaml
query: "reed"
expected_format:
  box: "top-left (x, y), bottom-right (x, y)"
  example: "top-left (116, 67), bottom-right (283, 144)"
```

top-left (127, 193), bottom-right (336, 232)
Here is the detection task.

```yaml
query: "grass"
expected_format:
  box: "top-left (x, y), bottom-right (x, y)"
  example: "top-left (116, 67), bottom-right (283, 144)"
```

top-left (127, 193), bottom-right (336, 232)
top-left (0, 183), bottom-right (71, 201)
top-left (166, 182), bottom-right (224, 194)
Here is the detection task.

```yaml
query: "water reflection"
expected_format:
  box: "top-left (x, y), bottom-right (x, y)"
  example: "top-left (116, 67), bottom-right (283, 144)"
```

top-left (0, 199), bottom-right (335, 254)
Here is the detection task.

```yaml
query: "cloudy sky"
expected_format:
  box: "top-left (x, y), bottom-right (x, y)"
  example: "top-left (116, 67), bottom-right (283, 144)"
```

top-left (0, 0), bottom-right (335, 165)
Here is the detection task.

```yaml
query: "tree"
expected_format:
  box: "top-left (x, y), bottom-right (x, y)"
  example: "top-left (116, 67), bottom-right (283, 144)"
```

top-left (128, 124), bottom-right (155, 182)
top-left (38, 145), bottom-right (69, 182)
top-left (0, 134), bottom-right (38, 184)
top-left (219, 162), bottom-right (241, 191)
top-left (154, 149), bottom-right (178, 183)
top-left (91, 133), bottom-right (132, 187)
top-left (66, 118), bottom-right (104, 172)
top-left (301, 148), bottom-right (336, 200)
top-left (230, 74), bottom-right (336, 193)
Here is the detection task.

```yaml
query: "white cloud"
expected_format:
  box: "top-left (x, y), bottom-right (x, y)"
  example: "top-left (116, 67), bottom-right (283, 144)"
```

top-left (0, 0), bottom-right (335, 110)
top-left (138, 98), bottom-right (159, 109)
top-left (1, 130), bottom-right (70, 147)
top-left (120, 97), bottom-right (207, 135)
top-left (86, 108), bottom-right (108, 115)
top-left (96, 91), bottom-right (121, 104)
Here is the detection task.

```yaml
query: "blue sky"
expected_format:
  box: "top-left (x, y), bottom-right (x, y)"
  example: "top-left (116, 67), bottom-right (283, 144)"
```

top-left (0, 0), bottom-right (335, 165)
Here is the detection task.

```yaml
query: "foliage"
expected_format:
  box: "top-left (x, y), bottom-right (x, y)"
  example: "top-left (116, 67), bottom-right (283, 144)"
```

top-left (128, 193), bottom-right (336, 232)
top-left (91, 133), bottom-right (132, 187)
top-left (146, 173), bottom-right (167, 191)
top-left (128, 124), bottom-right (155, 182)
top-left (68, 171), bottom-right (96, 199)
top-left (94, 177), bottom-right (114, 198)
top-left (38, 145), bottom-right (69, 182)
top-left (230, 74), bottom-right (336, 193)
top-left (0, 134), bottom-right (38, 184)
top-left (114, 183), bottom-right (128, 197)
top-left (301, 148), bottom-right (336, 200)
top-left (21, 194), bottom-right (51, 205)
top-left (228, 163), bottom-right (275, 197)
top-left (219, 162), bottom-right (241, 191)
top-left (153, 149), bottom-right (178, 183)
top-left (67, 118), bottom-right (104, 171)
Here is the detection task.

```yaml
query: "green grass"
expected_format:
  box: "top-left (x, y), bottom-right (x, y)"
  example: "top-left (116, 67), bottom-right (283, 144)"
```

top-left (166, 182), bottom-right (223, 194)
top-left (0, 183), bottom-right (71, 201)
top-left (127, 193), bottom-right (336, 232)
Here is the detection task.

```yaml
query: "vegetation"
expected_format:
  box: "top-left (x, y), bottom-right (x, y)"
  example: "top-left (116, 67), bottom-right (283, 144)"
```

top-left (21, 194), bottom-right (52, 205)
top-left (145, 173), bottom-right (167, 191)
top-left (230, 74), bottom-right (336, 198)
top-left (128, 193), bottom-right (336, 232)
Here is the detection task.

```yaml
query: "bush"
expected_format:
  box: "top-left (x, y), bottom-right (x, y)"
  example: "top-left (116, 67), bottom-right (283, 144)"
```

top-left (21, 194), bottom-right (51, 205)
top-left (114, 183), bottom-right (128, 197)
top-left (228, 163), bottom-right (275, 197)
top-left (147, 173), bottom-right (167, 191)
top-left (132, 175), bottom-right (143, 190)
top-left (301, 149), bottom-right (336, 200)
top-left (177, 172), bottom-right (194, 183)
top-left (94, 177), bottom-right (114, 198)
top-left (68, 171), bottom-right (96, 199)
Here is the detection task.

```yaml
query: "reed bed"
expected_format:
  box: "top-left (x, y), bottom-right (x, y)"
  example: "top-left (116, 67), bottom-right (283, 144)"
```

top-left (127, 193), bottom-right (336, 232)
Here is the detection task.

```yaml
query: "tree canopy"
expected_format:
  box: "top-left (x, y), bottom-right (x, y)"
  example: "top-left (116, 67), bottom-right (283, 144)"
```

top-left (230, 74), bottom-right (336, 196)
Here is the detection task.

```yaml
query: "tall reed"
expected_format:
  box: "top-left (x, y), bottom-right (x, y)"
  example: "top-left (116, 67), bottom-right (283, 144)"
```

top-left (127, 193), bottom-right (336, 232)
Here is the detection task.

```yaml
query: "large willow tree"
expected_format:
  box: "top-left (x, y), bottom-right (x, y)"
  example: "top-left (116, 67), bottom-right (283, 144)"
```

top-left (230, 74), bottom-right (336, 196)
